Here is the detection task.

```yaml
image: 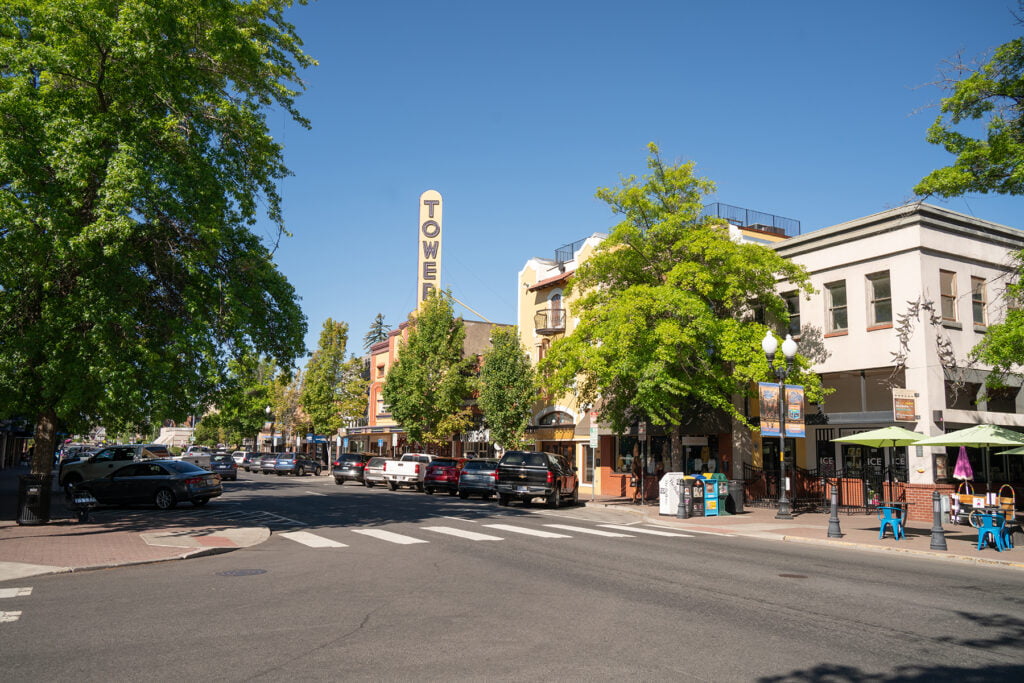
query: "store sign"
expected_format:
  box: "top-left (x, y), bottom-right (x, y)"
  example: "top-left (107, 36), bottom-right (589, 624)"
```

top-left (417, 190), bottom-right (443, 307)
top-left (892, 388), bottom-right (919, 422)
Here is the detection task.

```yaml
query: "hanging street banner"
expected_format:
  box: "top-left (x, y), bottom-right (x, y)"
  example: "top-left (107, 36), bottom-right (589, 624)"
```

top-left (785, 385), bottom-right (805, 438)
top-left (417, 190), bottom-right (443, 308)
top-left (759, 382), bottom-right (781, 437)
top-left (892, 388), bottom-right (919, 422)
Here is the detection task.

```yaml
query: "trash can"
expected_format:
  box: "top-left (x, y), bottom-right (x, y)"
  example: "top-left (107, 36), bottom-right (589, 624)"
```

top-left (17, 474), bottom-right (53, 526)
top-left (727, 480), bottom-right (745, 515)
top-left (676, 478), bottom-right (694, 519)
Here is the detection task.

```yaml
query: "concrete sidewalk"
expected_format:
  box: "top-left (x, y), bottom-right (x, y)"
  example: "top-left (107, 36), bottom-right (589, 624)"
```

top-left (597, 495), bottom-right (1024, 570)
top-left (0, 465), bottom-right (268, 581)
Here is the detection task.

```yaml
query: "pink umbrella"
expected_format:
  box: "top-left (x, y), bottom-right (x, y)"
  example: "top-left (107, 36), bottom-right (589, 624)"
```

top-left (952, 446), bottom-right (974, 481)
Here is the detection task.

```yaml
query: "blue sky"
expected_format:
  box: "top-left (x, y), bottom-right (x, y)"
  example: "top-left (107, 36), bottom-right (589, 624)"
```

top-left (261, 0), bottom-right (1023, 359)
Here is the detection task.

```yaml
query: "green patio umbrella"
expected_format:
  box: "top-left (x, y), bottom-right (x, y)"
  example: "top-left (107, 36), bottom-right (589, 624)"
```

top-left (913, 424), bottom-right (1024, 488)
top-left (833, 426), bottom-right (927, 485)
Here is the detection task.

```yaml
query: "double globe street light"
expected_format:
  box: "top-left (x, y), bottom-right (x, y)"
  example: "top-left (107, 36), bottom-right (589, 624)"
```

top-left (762, 330), bottom-right (798, 520)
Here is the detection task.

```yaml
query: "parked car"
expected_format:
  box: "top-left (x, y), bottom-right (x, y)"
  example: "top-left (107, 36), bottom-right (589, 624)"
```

top-left (458, 458), bottom-right (499, 499)
top-left (241, 452), bottom-right (264, 472)
top-left (363, 456), bottom-right (390, 487)
top-left (332, 453), bottom-right (372, 485)
top-left (495, 451), bottom-right (579, 508)
top-left (274, 453), bottom-right (322, 476)
top-left (423, 458), bottom-right (465, 496)
top-left (74, 459), bottom-right (222, 510)
top-left (258, 453), bottom-right (279, 474)
top-left (383, 453), bottom-right (435, 491)
top-left (59, 444), bottom-right (170, 494)
top-left (209, 453), bottom-right (238, 481)
top-left (231, 450), bottom-right (248, 465)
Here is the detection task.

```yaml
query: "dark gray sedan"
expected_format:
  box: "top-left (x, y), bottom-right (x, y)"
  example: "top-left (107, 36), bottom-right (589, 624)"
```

top-left (458, 458), bottom-right (499, 499)
top-left (274, 453), bottom-right (322, 476)
top-left (76, 460), bottom-right (222, 510)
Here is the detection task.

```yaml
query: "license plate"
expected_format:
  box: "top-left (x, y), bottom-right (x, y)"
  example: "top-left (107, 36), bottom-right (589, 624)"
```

top-left (516, 486), bottom-right (529, 492)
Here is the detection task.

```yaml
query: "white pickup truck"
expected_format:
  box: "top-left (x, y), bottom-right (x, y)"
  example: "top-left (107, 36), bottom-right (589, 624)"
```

top-left (382, 453), bottom-right (435, 491)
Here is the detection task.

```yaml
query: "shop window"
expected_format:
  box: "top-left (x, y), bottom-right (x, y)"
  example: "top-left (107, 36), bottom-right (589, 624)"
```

top-left (971, 277), bottom-right (987, 326)
top-left (825, 281), bottom-right (847, 333)
top-left (866, 271), bottom-right (892, 326)
top-left (940, 270), bottom-right (957, 321)
top-left (538, 410), bottom-right (573, 426)
top-left (615, 435), bottom-right (640, 473)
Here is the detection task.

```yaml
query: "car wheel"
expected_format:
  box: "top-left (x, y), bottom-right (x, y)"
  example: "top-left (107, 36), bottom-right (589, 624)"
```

top-left (365, 480), bottom-right (374, 488)
top-left (314, 467), bottom-right (322, 476)
top-left (424, 487), bottom-right (433, 495)
top-left (547, 487), bottom-right (561, 508)
top-left (447, 489), bottom-right (457, 497)
top-left (334, 478), bottom-right (344, 485)
top-left (571, 485), bottom-right (579, 506)
top-left (416, 482), bottom-right (424, 492)
top-left (193, 498), bottom-right (209, 507)
top-left (483, 492), bottom-right (493, 500)
top-left (154, 488), bottom-right (177, 510)
top-left (459, 490), bottom-right (468, 499)
top-left (388, 481), bottom-right (398, 491)
top-left (62, 474), bottom-right (82, 498)
top-left (297, 466), bottom-right (305, 477)
top-left (498, 493), bottom-right (510, 507)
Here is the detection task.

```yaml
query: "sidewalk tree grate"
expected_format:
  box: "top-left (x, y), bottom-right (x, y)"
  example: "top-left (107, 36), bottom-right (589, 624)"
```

top-left (216, 569), bottom-right (267, 577)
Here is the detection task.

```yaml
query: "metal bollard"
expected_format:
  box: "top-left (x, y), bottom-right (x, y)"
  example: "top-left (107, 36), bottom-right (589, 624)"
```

top-left (827, 484), bottom-right (844, 538)
top-left (929, 490), bottom-right (948, 551)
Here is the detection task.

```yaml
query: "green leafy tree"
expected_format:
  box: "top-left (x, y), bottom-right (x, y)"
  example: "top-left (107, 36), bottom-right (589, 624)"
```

top-left (539, 144), bottom-right (822, 471)
top-left (191, 419), bottom-right (223, 447)
top-left (477, 326), bottom-right (536, 450)
top-left (363, 313), bottom-right (392, 351)
top-left (208, 355), bottom-right (279, 448)
top-left (0, 0), bottom-right (313, 482)
top-left (382, 291), bottom-right (473, 448)
top-left (302, 319), bottom-right (368, 451)
top-left (915, 27), bottom-right (1024, 197)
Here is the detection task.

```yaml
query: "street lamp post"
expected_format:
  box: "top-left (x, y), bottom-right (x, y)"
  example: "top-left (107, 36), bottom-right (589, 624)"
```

top-left (265, 406), bottom-right (276, 454)
top-left (762, 331), bottom-right (798, 520)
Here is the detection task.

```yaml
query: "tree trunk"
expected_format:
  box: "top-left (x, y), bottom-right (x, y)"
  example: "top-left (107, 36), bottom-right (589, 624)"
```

top-left (670, 424), bottom-right (683, 473)
top-left (32, 408), bottom-right (57, 478)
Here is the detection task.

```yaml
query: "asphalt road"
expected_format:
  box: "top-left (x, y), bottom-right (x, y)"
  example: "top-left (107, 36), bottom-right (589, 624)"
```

top-left (3, 471), bottom-right (1023, 681)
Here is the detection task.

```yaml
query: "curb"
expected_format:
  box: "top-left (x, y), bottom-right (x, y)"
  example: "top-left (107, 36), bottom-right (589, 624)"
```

top-left (779, 534), bottom-right (1024, 570)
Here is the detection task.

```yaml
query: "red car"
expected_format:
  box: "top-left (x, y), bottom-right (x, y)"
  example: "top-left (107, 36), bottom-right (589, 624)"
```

top-left (423, 458), bottom-right (465, 496)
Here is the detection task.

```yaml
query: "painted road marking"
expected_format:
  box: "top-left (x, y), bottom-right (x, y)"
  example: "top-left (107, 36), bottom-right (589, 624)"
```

top-left (351, 529), bottom-right (428, 545)
top-left (0, 588), bottom-right (32, 599)
top-left (421, 526), bottom-right (503, 541)
top-left (0, 611), bottom-right (22, 623)
top-left (543, 524), bottom-right (634, 537)
top-left (482, 524), bottom-right (571, 538)
top-left (280, 531), bottom-right (347, 548)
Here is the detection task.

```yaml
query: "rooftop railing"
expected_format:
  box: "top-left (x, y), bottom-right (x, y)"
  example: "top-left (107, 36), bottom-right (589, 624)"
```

top-left (702, 202), bottom-right (801, 237)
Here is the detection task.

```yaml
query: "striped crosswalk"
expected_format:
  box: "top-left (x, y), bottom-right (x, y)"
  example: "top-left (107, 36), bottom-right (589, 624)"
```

top-left (275, 519), bottom-right (694, 549)
top-left (1, 586), bottom-right (31, 625)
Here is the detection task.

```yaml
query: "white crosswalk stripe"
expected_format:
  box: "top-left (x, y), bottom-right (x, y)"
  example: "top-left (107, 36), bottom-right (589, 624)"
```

top-left (280, 531), bottom-right (347, 548)
top-left (0, 588), bottom-right (32, 599)
top-left (598, 524), bottom-right (693, 537)
top-left (351, 529), bottom-right (429, 545)
top-left (543, 524), bottom-right (634, 537)
top-left (1, 611), bottom-right (22, 623)
top-left (481, 524), bottom-right (571, 538)
top-left (421, 526), bottom-right (503, 541)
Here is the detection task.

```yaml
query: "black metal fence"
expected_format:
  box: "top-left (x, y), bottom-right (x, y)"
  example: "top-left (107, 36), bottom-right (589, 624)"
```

top-left (742, 465), bottom-right (907, 515)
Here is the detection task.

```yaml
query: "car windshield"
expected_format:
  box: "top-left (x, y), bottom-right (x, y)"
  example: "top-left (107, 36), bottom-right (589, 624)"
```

top-left (211, 455), bottom-right (233, 463)
top-left (341, 457), bottom-right (362, 465)
top-left (367, 458), bottom-right (385, 467)
top-left (163, 461), bottom-right (208, 474)
top-left (500, 452), bottom-right (547, 467)
top-left (431, 459), bottom-right (456, 468)
top-left (463, 460), bottom-right (495, 471)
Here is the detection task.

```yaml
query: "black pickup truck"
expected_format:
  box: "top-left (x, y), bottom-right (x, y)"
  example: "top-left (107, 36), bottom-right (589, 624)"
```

top-left (495, 451), bottom-right (578, 508)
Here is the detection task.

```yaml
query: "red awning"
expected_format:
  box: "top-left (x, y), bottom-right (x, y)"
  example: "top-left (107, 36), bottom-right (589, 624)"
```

top-left (528, 270), bottom-right (573, 292)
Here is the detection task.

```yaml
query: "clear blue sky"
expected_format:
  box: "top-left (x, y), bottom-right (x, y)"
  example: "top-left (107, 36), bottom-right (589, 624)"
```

top-left (260, 0), bottom-right (1023, 359)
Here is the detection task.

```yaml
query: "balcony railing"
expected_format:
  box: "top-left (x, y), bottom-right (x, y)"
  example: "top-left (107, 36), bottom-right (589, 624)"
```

top-left (534, 308), bottom-right (566, 335)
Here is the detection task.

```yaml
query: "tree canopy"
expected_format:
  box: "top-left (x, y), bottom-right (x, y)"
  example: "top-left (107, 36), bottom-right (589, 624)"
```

top-left (302, 318), bottom-right (368, 441)
top-left (382, 291), bottom-right (473, 448)
top-left (363, 313), bottom-right (392, 351)
top-left (0, 0), bottom-right (314, 476)
top-left (915, 31), bottom-right (1024, 197)
top-left (539, 144), bottom-right (821, 468)
top-left (477, 326), bottom-right (535, 450)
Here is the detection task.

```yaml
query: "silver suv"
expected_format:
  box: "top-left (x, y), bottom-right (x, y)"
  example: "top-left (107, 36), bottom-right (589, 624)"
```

top-left (59, 443), bottom-right (171, 493)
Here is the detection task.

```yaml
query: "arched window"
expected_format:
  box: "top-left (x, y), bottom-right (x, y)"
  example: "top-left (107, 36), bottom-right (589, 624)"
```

top-left (538, 338), bottom-right (550, 361)
top-left (550, 292), bottom-right (563, 328)
top-left (539, 411), bottom-right (573, 426)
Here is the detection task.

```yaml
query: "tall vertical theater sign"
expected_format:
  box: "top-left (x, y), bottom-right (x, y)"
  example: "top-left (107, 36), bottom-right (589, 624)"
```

top-left (417, 190), bottom-right (442, 308)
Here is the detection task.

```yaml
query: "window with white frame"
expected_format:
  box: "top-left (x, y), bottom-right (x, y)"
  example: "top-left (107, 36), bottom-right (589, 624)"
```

top-left (825, 281), bottom-right (848, 333)
top-left (971, 276), bottom-right (987, 326)
top-left (867, 271), bottom-right (892, 326)
top-left (940, 270), bottom-right (957, 321)
top-left (782, 291), bottom-right (800, 337)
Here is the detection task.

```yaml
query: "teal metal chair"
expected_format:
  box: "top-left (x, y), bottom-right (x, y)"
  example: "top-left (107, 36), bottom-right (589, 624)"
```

top-left (975, 513), bottom-right (1009, 552)
top-left (878, 506), bottom-right (905, 540)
